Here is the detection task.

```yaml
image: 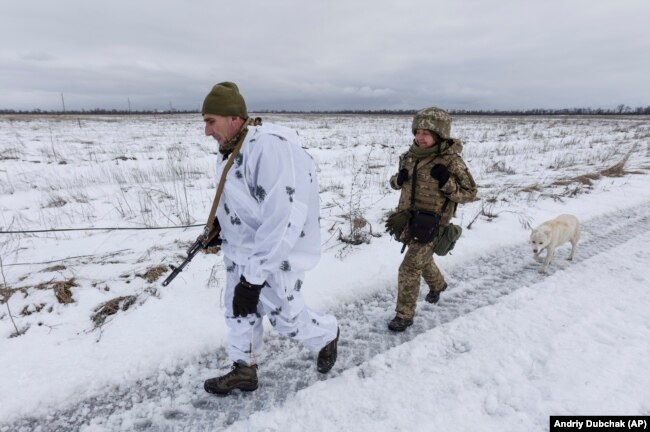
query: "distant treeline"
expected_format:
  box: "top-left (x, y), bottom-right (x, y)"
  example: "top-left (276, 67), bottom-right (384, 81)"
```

top-left (1, 105), bottom-right (650, 115)
top-left (0, 109), bottom-right (199, 115)
top-left (258, 106), bottom-right (650, 115)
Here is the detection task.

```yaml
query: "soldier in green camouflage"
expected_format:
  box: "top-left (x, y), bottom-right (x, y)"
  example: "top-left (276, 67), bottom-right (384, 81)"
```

top-left (386, 107), bottom-right (477, 332)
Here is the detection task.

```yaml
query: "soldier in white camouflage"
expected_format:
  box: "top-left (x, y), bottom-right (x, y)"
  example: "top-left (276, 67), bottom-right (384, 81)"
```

top-left (386, 107), bottom-right (477, 332)
top-left (199, 82), bottom-right (339, 395)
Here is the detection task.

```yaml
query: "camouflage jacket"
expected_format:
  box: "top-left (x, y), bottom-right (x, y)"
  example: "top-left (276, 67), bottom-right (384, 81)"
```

top-left (390, 139), bottom-right (477, 225)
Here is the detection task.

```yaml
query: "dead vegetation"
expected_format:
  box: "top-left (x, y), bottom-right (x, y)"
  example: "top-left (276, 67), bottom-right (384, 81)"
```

top-left (35, 278), bottom-right (78, 304)
top-left (599, 148), bottom-right (632, 177)
top-left (338, 214), bottom-right (371, 245)
top-left (1, 256), bottom-right (27, 337)
top-left (41, 265), bottom-right (66, 272)
top-left (0, 151), bottom-right (19, 161)
top-left (519, 184), bottom-right (543, 193)
top-left (0, 285), bottom-right (11, 304)
top-left (1, 259), bottom-right (183, 333)
top-left (114, 155), bottom-right (137, 161)
top-left (521, 146), bottom-right (637, 196)
top-left (91, 295), bottom-right (137, 327)
top-left (486, 161), bottom-right (517, 175)
top-left (136, 264), bottom-right (168, 283)
top-left (466, 197), bottom-right (532, 230)
top-left (44, 196), bottom-right (68, 208)
top-left (21, 303), bottom-right (47, 316)
top-left (552, 172), bottom-right (601, 187)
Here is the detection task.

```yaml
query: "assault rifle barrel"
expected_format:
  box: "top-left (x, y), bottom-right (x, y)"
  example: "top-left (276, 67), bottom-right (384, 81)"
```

top-left (161, 239), bottom-right (204, 286)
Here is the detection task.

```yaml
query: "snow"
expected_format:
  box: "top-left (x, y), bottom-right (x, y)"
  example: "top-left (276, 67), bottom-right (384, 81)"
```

top-left (1, 114), bottom-right (649, 431)
top-left (233, 228), bottom-right (650, 432)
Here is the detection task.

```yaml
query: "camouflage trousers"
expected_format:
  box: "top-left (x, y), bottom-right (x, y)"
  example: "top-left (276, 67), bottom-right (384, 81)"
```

top-left (395, 241), bottom-right (446, 319)
top-left (223, 257), bottom-right (338, 366)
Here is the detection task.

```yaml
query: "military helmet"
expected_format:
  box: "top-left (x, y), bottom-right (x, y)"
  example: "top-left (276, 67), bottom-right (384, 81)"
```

top-left (411, 107), bottom-right (452, 139)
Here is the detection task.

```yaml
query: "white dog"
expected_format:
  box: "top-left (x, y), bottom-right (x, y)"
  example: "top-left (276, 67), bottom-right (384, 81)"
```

top-left (530, 214), bottom-right (581, 274)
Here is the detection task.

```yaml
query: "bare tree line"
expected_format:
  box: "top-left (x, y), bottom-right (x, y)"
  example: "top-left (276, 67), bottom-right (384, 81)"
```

top-left (1, 104), bottom-right (649, 115)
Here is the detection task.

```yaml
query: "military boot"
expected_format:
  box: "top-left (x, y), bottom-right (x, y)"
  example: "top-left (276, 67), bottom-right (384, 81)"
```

top-left (204, 362), bottom-right (258, 395)
top-left (317, 327), bottom-right (339, 373)
top-left (388, 316), bottom-right (413, 332)
top-left (425, 282), bottom-right (448, 304)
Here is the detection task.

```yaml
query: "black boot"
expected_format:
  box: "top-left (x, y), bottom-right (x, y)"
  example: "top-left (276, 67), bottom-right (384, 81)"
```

top-left (425, 282), bottom-right (448, 304)
top-left (204, 362), bottom-right (258, 395)
top-left (388, 316), bottom-right (413, 332)
top-left (317, 328), bottom-right (339, 373)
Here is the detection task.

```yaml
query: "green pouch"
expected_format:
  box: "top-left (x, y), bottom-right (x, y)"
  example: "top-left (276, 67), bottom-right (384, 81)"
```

top-left (433, 223), bottom-right (462, 256)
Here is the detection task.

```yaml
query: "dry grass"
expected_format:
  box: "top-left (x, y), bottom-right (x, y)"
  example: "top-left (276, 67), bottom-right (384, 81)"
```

top-left (54, 281), bottom-right (75, 304)
top-left (552, 172), bottom-right (601, 187)
top-left (519, 184), bottom-right (543, 193)
top-left (137, 264), bottom-right (168, 283)
top-left (486, 161), bottom-right (517, 175)
top-left (573, 173), bottom-right (601, 185)
top-left (523, 148), bottom-right (636, 195)
top-left (0, 286), bottom-right (11, 304)
top-left (41, 265), bottom-right (67, 272)
top-left (91, 295), bottom-right (137, 327)
top-left (600, 154), bottom-right (630, 177)
top-left (20, 303), bottom-right (47, 316)
top-left (36, 278), bottom-right (78, 304)
top-left (44, 195), bottom-right (68, 208)
top-left (338, 214), bottom-right (372, 245)
top-left (0, 152), bottom-right (19, 161)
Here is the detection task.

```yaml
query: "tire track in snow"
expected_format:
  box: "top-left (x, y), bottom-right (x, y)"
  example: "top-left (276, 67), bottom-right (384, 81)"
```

top-left (4, 202), bottom-right (650, 432)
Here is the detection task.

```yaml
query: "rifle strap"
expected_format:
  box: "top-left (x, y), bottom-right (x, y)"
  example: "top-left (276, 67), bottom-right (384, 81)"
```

top-left (204, 117), bottom-right (260, 233)
top-left (409, 159), bottom-right (419, 210)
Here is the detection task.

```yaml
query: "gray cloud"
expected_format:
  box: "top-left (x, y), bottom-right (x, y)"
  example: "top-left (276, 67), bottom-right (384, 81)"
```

top-left (1, 0), bottom-right (648, 111)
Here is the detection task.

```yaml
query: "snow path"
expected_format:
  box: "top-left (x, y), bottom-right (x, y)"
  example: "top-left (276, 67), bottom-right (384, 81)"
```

top-left (4, 201), bottom-right (650, 432)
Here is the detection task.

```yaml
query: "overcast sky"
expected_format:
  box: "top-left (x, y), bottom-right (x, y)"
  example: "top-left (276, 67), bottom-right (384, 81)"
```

top-left (1, 0), bottom-right (649, 111)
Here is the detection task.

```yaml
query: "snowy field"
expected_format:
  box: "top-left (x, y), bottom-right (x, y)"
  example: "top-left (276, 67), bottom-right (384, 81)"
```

top-left (1, 113), bottom-right (649, 431)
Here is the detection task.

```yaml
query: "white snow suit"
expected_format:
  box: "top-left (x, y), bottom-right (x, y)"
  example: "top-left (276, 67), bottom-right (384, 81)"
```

top-left (215, 122), bottom-right (338, 366)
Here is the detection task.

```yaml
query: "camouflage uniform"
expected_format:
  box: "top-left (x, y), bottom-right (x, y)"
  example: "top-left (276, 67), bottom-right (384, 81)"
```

top-left (390, 108), bottom-right (477, 320)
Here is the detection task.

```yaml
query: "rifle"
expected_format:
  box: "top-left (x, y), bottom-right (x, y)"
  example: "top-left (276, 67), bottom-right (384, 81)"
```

top-left (162, 224), bottom-right (221, 287)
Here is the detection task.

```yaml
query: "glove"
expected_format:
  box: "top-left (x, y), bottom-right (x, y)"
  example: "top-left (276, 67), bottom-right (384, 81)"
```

top-left (396, 168), bottom-right (409, 186)
top-left (197, 231), bottom-right (222, 249)
top-left (200, 232), bottom-right (222, 249)
top-left (430, 164), bottom-right (450, 187)
top-left (206, 236), bottom-right (222, 248)
top-left (232, 276), bottom-right (264, 317)
top-left (385, 209), bottom-right (410, 240)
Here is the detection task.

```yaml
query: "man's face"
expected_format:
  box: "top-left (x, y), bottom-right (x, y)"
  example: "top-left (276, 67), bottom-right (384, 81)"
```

top-left (203, 114), bottom-right (238, 146)
top-left (414, 129), bottom-right (435, 148)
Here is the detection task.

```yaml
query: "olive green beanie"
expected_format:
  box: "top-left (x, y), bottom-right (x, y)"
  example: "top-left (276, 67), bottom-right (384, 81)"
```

top-left (202, 82), bottom-right (248, 118)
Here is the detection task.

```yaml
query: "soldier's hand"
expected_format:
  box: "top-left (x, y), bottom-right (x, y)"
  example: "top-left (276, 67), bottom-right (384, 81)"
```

top-left (232, 276), bottom-right (264, 317)
top-left (198, 222), bottom-right (222, 250)
top-left (396, 168), bottom-right (409, 186)
top-left (430, 164), bottom-right (450, 187)
top-left (202, 233), bottom-right (222, 249)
